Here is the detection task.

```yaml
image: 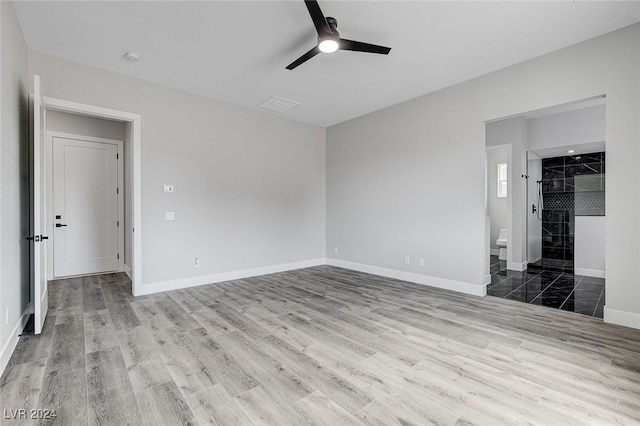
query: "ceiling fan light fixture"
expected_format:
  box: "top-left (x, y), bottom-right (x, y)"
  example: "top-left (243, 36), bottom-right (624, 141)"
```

top-left (318, 38), bottom-right (339, 53)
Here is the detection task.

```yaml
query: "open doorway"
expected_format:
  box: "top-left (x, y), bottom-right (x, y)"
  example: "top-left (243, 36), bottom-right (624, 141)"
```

top-left (46, 118), bottom-right (125, 279)
top-left (485, 146), bottom-right (510, 281)
top-left (41, 97), bottom-right (142, 294)
top-left (484, 96), bottom-right (606, 318)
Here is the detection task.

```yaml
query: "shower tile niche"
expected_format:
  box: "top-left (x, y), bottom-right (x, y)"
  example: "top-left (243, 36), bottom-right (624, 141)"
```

top-left (541, 152), bottom-right (605, 270)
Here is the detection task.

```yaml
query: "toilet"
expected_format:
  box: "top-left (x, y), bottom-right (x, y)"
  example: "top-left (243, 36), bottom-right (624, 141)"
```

top-left (496, 229), bottom-right (507, 260)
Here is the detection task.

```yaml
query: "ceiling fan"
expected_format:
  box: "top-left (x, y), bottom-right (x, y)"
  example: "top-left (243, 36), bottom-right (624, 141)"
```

top-left (286, 0), bottom-right (392, 70)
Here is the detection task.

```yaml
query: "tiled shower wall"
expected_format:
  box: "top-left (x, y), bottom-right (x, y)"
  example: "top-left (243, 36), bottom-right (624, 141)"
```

top-left (541, 152), bottom-right (605, 266)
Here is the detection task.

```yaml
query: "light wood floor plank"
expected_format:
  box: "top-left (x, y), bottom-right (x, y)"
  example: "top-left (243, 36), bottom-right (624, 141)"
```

top-left (184, 383), bottom-right (253, 426)
top-left (37, 368), bottom-right (87, 426)
top-left (85, 347), bottom-right (142, 425)
top-left (0, 358), bottom-right (47, 425)
top-left (135, 381), bottom-right (195, 426)
top-left (293, 390), bottom-right (364, 426)
top-left (183, 327), bottom-right (260, 398)
top-left (2, 265), bottom-right (640, 425)
top-left (149, 327), bottom-right (218, 396)
top-left (234, 385), bottom-right (305, 426)
top-left (83, 310), bottom-right (118, 354)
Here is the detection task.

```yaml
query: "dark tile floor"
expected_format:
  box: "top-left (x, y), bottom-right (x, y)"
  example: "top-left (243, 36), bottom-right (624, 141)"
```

top-left (527, 257), bottom-right (574, 274)
top-left (488, 255), bottom-right (605, 318)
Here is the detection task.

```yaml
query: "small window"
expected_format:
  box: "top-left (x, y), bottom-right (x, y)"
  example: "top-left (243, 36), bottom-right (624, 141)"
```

top-left (497, 163), bottom-right (507, 197)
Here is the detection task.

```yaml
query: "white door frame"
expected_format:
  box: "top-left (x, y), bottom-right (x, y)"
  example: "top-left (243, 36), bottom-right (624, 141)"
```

top-left (42, 96), bottom-right (142, 295)
top-left (47, 132), bottom-right (125, 278)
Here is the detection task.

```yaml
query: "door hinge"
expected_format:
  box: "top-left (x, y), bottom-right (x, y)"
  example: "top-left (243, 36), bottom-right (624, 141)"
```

top-left (117, 220), bottom-right (120, 227)
top-left (116, 188), bottom-right (119, 194)
top-left (117, 253), bottom-right (120, 260)
top-left (116, 153), bottom-right (119, 160)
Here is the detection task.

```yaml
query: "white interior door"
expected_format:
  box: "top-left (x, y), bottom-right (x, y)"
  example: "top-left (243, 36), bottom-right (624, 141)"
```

top-left (52, 137), bottom-right (120, 277)
top-left (31, 75), bottom-right (48, 335)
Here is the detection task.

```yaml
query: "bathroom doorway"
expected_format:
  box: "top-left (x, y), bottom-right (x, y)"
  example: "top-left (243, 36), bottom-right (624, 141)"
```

top-left (485, 96), bottom-right (606, 318)
top-left (486, 148), bottom-right (509, 263)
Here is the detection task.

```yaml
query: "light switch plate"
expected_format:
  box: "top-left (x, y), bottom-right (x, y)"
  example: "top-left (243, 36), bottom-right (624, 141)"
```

top-left (163, 184), bottom-right (174, 193)
top-left (165, 211), bottom-right (175, 221)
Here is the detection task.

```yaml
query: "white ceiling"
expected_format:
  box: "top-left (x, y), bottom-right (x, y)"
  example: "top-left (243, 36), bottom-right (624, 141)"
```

top-left (13, 1), bottom-right (640, 127)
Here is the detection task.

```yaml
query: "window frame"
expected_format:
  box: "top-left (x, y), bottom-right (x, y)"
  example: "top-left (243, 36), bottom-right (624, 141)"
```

top-left (497, 162), bottom-right (508, 198)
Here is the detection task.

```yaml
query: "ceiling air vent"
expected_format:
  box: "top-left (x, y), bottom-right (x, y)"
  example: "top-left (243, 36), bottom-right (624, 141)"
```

top-left (256, 96), bottom-right (300, 114)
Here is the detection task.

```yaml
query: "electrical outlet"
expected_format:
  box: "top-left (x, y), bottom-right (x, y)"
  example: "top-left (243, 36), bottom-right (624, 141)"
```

top-left (194, 257), bottom-right (200, 268)
top-left (419, 257), bottom-right (425, 267)
top-left (163, 184), bottom-right (174, 193)
top-left (404, 256), bottom-right (410, 265)
top-left (334, 246), bottom-right (339, 254)
top-left (165, 211), bottom-right (175, 221)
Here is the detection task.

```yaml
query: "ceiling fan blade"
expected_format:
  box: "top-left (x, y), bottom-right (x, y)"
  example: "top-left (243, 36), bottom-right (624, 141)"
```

top-left (304, 0), bottom-right (332, 37)
top-left (286, 46), bottom-right (321, 70)
top-left (339, 38), bottom-right (391, 55)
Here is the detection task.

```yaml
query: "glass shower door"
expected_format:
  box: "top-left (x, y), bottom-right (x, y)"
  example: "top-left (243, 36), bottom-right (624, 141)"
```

top-left (527, 151), bottom-right (542, 265)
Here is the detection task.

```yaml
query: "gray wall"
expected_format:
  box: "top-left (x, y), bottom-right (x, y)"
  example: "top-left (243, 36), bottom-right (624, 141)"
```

top-left (327, 23), bottom-right (640, 324)
top-left (47, 110), bottom-right (126, 141)
top-left (0, 1), bottom-right (29, 371)
top-left (30, 52), bottom-right (326, 290)
top-left (528, 104), bottom-right (606, 151)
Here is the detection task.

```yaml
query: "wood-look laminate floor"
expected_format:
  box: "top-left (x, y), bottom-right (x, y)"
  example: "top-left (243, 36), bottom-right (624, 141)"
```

top-left (2, 266), bottom-right (640, 425)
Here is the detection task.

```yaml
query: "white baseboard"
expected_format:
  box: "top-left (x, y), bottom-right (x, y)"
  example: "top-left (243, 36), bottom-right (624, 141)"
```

top-left (604, 306), bottom-right (640, 330)
top-left (326, 258), bottom-right (486, 297)
top-left (0, 307), bottom-right (31, 377)
top-left (575, 268), bottom-right (605, 279)
top-left (508, 260), bottom-right (527, 272)
top-left (135, 258), bottom-right (327, 296)
top-left (124, 264), bottom-right (132, 279)
top-left (490, 249), bottom-right (499, 256)
top-left (484, 274), bottom-right (492, 285)
top-left (138, 257), bottom-right (486, 298)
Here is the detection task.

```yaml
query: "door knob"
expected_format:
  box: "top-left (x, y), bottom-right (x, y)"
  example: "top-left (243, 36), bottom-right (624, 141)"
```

top-left (55, 223), bottom-right (67, 228)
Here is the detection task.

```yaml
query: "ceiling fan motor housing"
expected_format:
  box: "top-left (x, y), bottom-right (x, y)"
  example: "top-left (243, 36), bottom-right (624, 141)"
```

top-left (325, 17), bottom-right (340, 37)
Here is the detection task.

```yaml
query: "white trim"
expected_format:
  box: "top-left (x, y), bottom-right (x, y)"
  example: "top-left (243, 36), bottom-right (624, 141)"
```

top-left (43, 96), bottom-right (139, 122)
top-left (604, 306), bottom-right (640, 330)
top-left (0, 307), bottom-right (31, 377)
top-left (124, 264), bottom-right (132, 279)
top-left (42, 97), bottom-right (142, 296)
top-left (507, 260), bottom-right (527, 272)
top-left (136, 258), bottom-right (326, 296)
top-left (575, 268), bottom-right (605, 279)
top-left (484, 274), bottom-right (492, 285)
top-left (326, 258), bottom-right (486, 297)
top-left (490, 248), bottom-right (499, 256)
top-left (46, 132), bottom-right (125, 278)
